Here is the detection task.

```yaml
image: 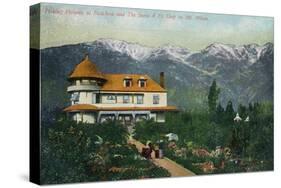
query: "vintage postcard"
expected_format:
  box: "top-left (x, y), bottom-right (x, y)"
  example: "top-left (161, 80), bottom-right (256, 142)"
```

top-left (30, 3), bottom-right (274, 185)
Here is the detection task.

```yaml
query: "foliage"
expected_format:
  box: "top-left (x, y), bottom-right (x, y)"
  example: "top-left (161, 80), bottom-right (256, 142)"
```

top-left (164, 148), bottom-right (205, 174)
top-left (41, 118), bottom-right (170, 184)
top-left (208, 80), bottom-right (220, 114)
top-left (134, 101), bottom-right (273, 174)
top-left (225, 101), bottom-right (235, 123)
top-left (134, 119), bottom-right (167, 144)
top-left (214, 103), bottom-right (224, 124)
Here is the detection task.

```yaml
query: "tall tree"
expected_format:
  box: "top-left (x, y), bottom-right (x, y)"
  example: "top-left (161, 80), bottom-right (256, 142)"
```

top-left (248, 103), bottom-right (253, 112)
top-left (215, 103), bottom-right (224, 124)
top-left (238, 104), bottom-right (247, 119)
top-left (208, 80), bottom-right (220, 114)
top-left (225, 100), bottom-right (235, 123)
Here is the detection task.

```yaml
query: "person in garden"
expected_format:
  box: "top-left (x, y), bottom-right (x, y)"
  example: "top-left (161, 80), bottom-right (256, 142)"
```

top-left (147, 142), bottom-right (154, 159)
top-left (159, 140), bottom-right (164, 158)
top-left (142, 141), bottom-right (154, 159)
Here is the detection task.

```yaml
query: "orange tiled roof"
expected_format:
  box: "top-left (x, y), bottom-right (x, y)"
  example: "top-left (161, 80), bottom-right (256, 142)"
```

top-left (68, 55), bottom-right (106, 80)
top-left (101, 74), bottom-right (166, 92)
top-left (63, 104), bottom-right (178, 112)
top-left (68, 55), bottom-right (165, 92)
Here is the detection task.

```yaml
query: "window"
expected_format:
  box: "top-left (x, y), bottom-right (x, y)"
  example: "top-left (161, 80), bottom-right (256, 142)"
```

top-left (125, 80), bottom-right (130, 87)
top-left (81, 79), bottom-right (88, 85)
top-left (124, 77), bottom-right (132, 87)
top-left (139, 80), bottom-right (146, 87)
top-left (71, 92), bottom-right (79, 103)
top-left (107, 95), bottom-right (116, 100)
top-left (153, 94), bottom-right (160, 104)
top-left (89, 80), bottom-right (97, 86)
top-left (138, 77), bottom-right (147, 88)
top-left (75, 80), bottom-right (80, 85)
top-left (106, 95), bottom-right (116, 104)
top-left (123, 95), bottom-right (130, 103)
top-left (124, 80), bottom-right (131, 87)
top-left (137, 95), bottom-right (144, 104)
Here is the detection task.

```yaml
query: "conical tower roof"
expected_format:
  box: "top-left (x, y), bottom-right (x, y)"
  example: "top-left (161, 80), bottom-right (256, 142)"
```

top-left (68, 54), bottom-right (106, 81)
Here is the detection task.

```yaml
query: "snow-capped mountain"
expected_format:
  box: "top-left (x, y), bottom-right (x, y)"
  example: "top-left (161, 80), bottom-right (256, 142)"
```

top-left (89, 38), bottom-right (272, 74)
top-left (90, 38), bottom-right (193, 63)
top-left (88, 38), bottom-right (153, 61)
top-left (90, 38), bottom-right (272, 65)
top-left (149, 45), bottom-right (192, 62)
top-left (40, 38), bottom-right (273, 118)
top-left (201, 42), bottom-right (272, 64)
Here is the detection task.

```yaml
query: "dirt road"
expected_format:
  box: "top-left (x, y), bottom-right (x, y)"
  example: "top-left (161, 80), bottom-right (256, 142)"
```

top-left (128, 138), bottom-right (196, 177)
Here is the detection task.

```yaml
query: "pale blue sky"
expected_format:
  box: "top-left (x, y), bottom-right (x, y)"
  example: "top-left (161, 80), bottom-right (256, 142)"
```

top-left (37, 3), bottom-right (274, 50)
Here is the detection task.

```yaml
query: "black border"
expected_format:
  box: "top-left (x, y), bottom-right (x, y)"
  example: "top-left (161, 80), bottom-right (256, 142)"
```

top-left (30, 3), bottom-right (41, 185)
top-left (29, 48), bottom-right (40, 185)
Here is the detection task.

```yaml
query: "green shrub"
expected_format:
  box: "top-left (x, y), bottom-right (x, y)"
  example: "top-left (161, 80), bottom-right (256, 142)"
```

top-left (41, 117), bottom-right (170, 184)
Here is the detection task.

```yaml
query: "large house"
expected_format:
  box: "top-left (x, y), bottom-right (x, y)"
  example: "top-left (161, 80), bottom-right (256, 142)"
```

top-left (63, 54), bottom-right (178, 124)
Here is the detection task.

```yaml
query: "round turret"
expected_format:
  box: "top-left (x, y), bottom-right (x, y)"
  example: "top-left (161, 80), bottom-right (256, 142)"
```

top-left (68, 54), bottom-right (106, 82)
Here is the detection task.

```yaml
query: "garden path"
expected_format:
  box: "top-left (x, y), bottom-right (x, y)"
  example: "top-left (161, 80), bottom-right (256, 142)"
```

top-left (128, 138), bottom-right (196, 177)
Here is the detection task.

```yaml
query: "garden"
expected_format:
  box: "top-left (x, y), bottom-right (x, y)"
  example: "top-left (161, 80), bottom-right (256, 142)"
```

top-left (41, 118), bottom-right (170, 184)
top-left (133, 81), bottom-right (273, 175)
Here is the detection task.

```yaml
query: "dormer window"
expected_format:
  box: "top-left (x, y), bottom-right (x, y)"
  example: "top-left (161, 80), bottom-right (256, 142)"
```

top-left (123, 77), bottom-right (132, 87)
top-left (138, 77), bottom-right (147, 88)
top-left (125, 80), bottom-right (131, 87)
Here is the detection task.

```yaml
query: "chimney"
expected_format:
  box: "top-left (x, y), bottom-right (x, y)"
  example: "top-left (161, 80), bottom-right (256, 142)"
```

top-left (160, 72), bottom-right (165, 88)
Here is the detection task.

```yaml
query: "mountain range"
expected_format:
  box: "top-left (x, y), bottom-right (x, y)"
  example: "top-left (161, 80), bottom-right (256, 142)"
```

top-left (40, 38), bottom-right (273, 120)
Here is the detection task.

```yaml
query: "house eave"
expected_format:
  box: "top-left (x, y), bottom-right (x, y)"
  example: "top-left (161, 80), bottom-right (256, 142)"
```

top-left (63, 104), bottom-right (178, 112)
